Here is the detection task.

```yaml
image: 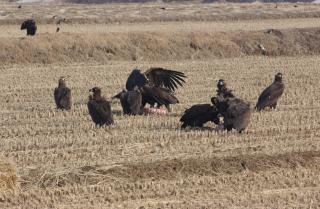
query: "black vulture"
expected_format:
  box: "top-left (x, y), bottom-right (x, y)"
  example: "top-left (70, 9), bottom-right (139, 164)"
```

top-left (54, 77), bottom-right (72, 110)
top-left (88, 87), bottom-right (114, 126)
top-left (180, 103), bottom-right (220, 129)
top-left (255, 73), bottom-right (285, 111)
top-left (216, 79), bottom-right (235, 98)
top-left (212, 96), bottom-right (251, 133)
top-left (115, 68), bottom-right (186, 112)
top-left (126, 68), bottom-right (186, 92)
top-left (116, 88), bottom-right (143, 115)
top-left (21, 19), bottom-right (37, 36)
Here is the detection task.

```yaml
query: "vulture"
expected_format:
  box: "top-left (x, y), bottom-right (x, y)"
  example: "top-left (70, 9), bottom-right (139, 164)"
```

top-left (212, 96), bottom-right (251, 133)
top-left (255, 73), bottom-right (285, 111)
top-left (115, 68), bottom-right (186, 112)
top-left (88, 87), bottom-right (114, 126)
top-left (216, 79), bottom-right (235, 98)
top-left (54, 77), bottom-right (72, 110)
top-left (21, 19), bottom-right (37, 36)
top-left (180, 103), bottom-right (220, 129)
top-left (116, 87), bottom-right (143, 115)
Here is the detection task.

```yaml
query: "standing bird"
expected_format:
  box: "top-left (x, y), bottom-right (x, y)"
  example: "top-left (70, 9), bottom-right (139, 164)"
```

top-left (88, 87), bottom-right (114, 126)
top-left (180, 103), bottom-right (220, 129)
top-left (255, 73), bottom-right (285, 111)
top-left (115, 87), bottom-right (143, 115)
top-left (21, 19), bottom-right (37, 36)
top-left (54, 77), bottom-right (72, 110)
top-left (212, 97), bottom-right (251, 133)
top-left (216, 79), bottom-right (235, 98)
top-left (115, 68), bottom-right (186, 112)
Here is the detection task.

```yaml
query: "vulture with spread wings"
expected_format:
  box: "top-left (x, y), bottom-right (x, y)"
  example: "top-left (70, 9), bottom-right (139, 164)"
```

top-left (255, 73), bottom-right (285, 111)
top-left (54, 77), bottom-right (72, 110)
top-left (115, 68), bottom-right (186, 112)
top-left (88, 87), bottom-right (114, 126)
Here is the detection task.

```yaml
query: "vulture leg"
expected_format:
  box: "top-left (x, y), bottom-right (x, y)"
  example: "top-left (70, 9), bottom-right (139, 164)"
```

top-left (271, 102), bottom-right (277, 109)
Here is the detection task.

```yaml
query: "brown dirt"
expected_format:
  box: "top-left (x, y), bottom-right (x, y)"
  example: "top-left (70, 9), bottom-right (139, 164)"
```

top-left (2, 27), bottom-right (320, 65)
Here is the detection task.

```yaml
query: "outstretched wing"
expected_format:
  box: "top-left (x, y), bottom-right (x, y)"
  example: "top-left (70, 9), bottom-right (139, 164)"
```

top-left (256, 82), bottom-right (284, 110)
top-left (126, 69), bottom-right (148, 91)
top-left (144, 67), bottom-right (186, 91)
top-left (142, 86), bottom-right (179, 106)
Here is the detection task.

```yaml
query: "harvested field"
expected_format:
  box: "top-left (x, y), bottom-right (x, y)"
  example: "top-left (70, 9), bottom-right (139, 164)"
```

top-left (1, 2), bottom-right (320, 209)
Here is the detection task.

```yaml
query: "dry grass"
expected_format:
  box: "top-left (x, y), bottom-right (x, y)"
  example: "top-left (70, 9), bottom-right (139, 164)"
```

top-left (0, 157), bottom-right (17, 198)
top-left (0, 56), bottom-right (320, 208)
top-left (1, 3), bottom-right (320, 24)
top-left (1, 27), bottom-right (320, 65)
top-left (1, 2), bottom-right (320, 208)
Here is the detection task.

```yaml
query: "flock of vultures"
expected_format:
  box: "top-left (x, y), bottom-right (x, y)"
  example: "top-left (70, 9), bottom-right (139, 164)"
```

top-left (20, 19), bottom-right (285, 133)
top-left (55, 68), bottom-right (284, 133)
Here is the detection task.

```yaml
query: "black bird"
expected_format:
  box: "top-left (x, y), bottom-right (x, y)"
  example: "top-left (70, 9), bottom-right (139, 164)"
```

top-left (126, 68), bottom-right (186, 92)
top-left (54, 77), bottom-right (72, 110)
top-left (88, 87), bottom-right (114, 126)
top-left (21, 19), bottom-right (37, 36)
top-left (180, 103), bottom-right (220, 129)
top-left (115, 68), bottom-right (186, 112)
top-left (212, 96), bottom-right (251, 133)
top-left (216, 79), bottom-right (235, 98)
top-left (56, 27), bottom-right (60, 33)
top-left (256, 73), bottom-right (285, 111)
top-left (117, 87), bottom-right (143, 115)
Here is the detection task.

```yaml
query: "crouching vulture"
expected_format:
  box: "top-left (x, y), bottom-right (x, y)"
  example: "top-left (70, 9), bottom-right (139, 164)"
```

top-left (212, 96), bottom-right (251, 133)
top-left (54, 76), bottom-right (72, 110)
top-left (256, 73), bottom-right (285, 111)
top-left (180, 103), bottom-right (220, 128)
top-left (114, 67), bottom-right (186, 113)
top-left (88, 87), bottom-right (114, 126)
top-left (21, 19), bottom-right (37, 36)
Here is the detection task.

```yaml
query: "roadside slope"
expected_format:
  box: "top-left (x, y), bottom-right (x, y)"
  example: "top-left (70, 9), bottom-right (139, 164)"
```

top-left (2, 27), bottom-right (320, 65)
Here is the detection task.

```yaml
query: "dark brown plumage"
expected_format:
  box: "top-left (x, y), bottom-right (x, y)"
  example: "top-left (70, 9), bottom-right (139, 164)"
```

top-left (88, 87), bottom-right (114, 126)
top-left (216, 79), bottom-right (235, 98)
top-left (140, 85), bottom-right (179, 112)
top-left (255, 73), bottom-right (285, 111)
top-left (54, 77), bottom-right (72, 110)
top-left (212, 96), bottom-right (251, 133)
top-left (180, 103), bottom-right (220, 129)
top-left (56, 27), bottom-right (60, 33)
top-left (126, 68), bottom-right (186, 92)
top-left (115, 68), bottom-right (185, 112)
top-left (118, 88), bottom-right (143, 115)
top-left (21, 19), bottom-right (37, 36)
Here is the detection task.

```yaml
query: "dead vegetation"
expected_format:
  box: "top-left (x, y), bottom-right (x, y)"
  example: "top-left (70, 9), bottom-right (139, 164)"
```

top-left (0, 157), bottom-right (17, 199)
top-left (1, 27), bottom-right (320, 65)
top-left (1, 2), bottom-right (320, 208)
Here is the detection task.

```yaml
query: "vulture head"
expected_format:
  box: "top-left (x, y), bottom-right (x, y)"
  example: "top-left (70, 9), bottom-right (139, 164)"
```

top-left (217, 79), bottom-right (225, 90)
top-left (274, 73), bottom-right (283, 82)
top-left (58, 76), bottom-right (67, 87)
top-left (89, 87), bottom-right (102, 99)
